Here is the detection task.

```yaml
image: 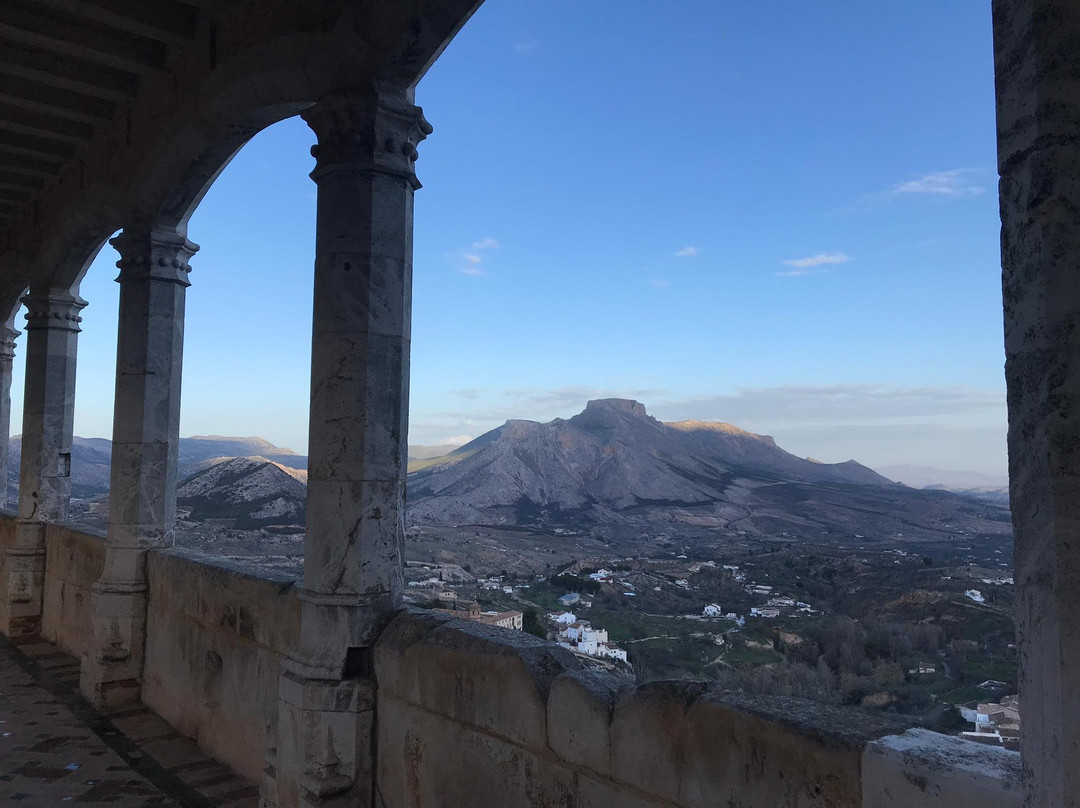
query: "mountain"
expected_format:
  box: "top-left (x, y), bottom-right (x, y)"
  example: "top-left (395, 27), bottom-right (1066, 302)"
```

top-left (876, 465), bottom-right (1008, 489)
top-left (877, 465), bottom-right (1010, 505)
top-left (409, 444), bottom-right (466, 460)
top-left (7, 436), bottom-right (113, 498)
top-left (176, 457), bottom-right (306, 528)
top-left (6, 432), bottom-right (467, 495)
top-left (178, 436), bottom-right (305, 474)
top-left (406, 398), bottom-right (900, 532)
top-left (7, 435), bottom-right (308, 498)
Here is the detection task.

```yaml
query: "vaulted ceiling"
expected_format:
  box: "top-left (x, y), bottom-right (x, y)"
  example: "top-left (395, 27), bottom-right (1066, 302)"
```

top-left (0, 0), bottom-right (212, 244)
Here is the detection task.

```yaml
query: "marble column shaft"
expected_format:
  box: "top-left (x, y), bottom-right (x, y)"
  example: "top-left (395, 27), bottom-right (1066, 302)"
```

top-left (82, 225), bottom-right (194, 707)
top-left (269, 85), bottom-right (428, 808)
top-left (993, 1), bottom-right (1080, 805)
top-left (0, 324), bottom-right (18, 511)
top-left (295, 86), bottom-right (429, 677)
top-left (1, 291), bottom-right (84, 638)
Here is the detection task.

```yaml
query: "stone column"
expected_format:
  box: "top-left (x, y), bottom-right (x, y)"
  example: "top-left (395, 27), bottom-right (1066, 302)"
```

top-left (0, 290), bottom-right (84, 639)
top-left (0, 321), bottom-right (19, 510)
top-left (269, 84), bottom-right (428, 808)
top-left (81, 225), bottom-right (194, 708)
top-left (994, 2), bottom-right (1080, 805)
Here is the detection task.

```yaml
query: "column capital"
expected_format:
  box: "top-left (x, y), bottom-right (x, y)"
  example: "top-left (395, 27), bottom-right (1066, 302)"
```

top-left (0, 326), bottom-right (18, 361)
top-left (111, 225), bottom-right (199, 287)
top-left (21, 291), bottom-right (86, 333)
top-left (302, 84), bottom-right (433, 189)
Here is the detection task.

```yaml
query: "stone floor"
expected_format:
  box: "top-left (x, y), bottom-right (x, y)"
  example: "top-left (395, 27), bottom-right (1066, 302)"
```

top-left (0, 635), bottom-right (258, 807)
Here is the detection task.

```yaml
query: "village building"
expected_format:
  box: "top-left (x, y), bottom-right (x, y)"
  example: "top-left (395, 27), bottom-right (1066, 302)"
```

top-left (557, 621), bottom-right (627, 663)
top-left (961, 696), bottom-right (1021, 751)
top-left (436, 601), bottom-right (523, 632)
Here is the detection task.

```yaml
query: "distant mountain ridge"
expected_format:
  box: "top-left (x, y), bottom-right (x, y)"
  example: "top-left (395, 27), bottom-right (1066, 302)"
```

top-left (407, 398), bottom-right (894, 530)
top-left (6, 435), bottom-right (308, 498)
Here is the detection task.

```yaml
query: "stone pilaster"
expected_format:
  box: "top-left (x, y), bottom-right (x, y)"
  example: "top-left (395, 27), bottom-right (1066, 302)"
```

top-left (0, 323), bottom-right (18, 510)
top-left (268, 84), bottom-right (428, 808)
top-left (81, 225), bottom-right (194, 708)
top-left (993, 2), bottom-right (1080, 806)
top-left (0, 291), bottom-right (84, 639)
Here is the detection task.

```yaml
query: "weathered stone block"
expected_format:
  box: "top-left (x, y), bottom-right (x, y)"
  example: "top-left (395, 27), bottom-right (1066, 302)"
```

top-left (546, 669), bottom-right (628, 777)
top-left (41, 524), bottom-right (104, 657)
top-left (375, 610), bottom-right (581, 750)
top-left (377, 695), bottom-right (578, 808)
top-left (862, 729), bottom-right (1023, 808)
top-left (141, 548), bottom-right (300, 781)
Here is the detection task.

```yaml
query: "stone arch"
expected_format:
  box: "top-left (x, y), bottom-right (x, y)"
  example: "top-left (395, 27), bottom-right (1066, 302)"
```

top-left (24, 1), bottom-right (478, 289)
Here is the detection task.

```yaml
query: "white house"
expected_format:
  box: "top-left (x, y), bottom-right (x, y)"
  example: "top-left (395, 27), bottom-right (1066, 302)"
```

top-left (598, 643), bottom-right (628, 662)
top-left (549, 611), bottom-right (577, 625)
top-left (750, 607), bottom-right (780, 619)
top-left (703, 604), bottom-right (723, 617)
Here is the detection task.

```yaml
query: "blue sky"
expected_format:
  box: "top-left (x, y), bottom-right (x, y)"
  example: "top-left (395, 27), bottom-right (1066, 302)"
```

top-left (9, 1), bottom-right (1008, 476)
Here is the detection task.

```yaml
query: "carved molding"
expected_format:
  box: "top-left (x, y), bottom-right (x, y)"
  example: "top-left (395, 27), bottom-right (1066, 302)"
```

top-left (0, 326), bottom-right (18, 362)
top-left (21, 292), bottom-right (86, 333)
top-left (111, 225), bottom-right (199, 287)
top-left (302, 84), bottom-right (433, 189)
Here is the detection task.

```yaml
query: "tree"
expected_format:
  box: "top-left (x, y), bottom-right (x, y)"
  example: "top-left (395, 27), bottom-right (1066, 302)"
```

top-left (522, 608), bottom-right (547, 640)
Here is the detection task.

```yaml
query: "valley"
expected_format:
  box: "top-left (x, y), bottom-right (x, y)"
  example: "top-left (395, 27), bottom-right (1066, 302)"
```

top-left (27, 398), bottom-right (1015, 731)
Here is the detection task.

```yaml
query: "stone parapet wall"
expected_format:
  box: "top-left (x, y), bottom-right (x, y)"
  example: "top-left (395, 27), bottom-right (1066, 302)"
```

top-left (0, 517), bottom-right (1028, 807)
top-left (41, 523), bottom-right (105, 658)
top-left (142, 548), bottom-right (300, 781)
top-left (374, 609), bottom-right (1023, 808)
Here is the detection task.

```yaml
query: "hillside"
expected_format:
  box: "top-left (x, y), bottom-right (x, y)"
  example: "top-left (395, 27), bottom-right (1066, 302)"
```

top-left (406, 398), bottom-right (918, 534)
top-left (7, 435), bottom-right (308, 497)
top-left (176, 457), bottom-right (306, 528)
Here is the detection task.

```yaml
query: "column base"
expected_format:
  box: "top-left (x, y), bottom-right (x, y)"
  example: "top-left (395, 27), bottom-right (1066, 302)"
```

top-left (263, 666), bottom-right (375, 808)
top-left (0, 535), bottom-right (46, 640)
top-left (80, 583), bottom-right (147, 708)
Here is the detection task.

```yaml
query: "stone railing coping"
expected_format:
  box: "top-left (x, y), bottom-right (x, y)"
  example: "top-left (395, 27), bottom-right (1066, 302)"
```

top-left (153, 546), bottom-right (299, 590)
top-left (376, 609), bottom-right (1023, 808)
top-left (863, 728), bottom-right (1022, 807)
top-left (378, 607), bottom-right (905, 746)
top-left (48, 520), bottom-right (107, 540)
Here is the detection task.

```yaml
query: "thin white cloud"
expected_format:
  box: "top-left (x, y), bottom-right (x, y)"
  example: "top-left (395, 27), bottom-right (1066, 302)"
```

top-left (889, 169), bottom-right (984, 198)
top-left (449, 388), bottom-right (484, 400)
top-left (782, 252), bottom-right (851, 269)
top-left (675, 246), bottom-right (699, 258)
top-left (437, 433), bottom-right (473, 446)
top-left (649, 279), bottom-right (671, 288)
top-left (514, 41), bottom-right (539, 55)
top-left (776, 269), bottom-right (818, 278)
top-left (657, 384), bottom-right (1004, 427)
top-left (459, 239), bottom-right (499, 277)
